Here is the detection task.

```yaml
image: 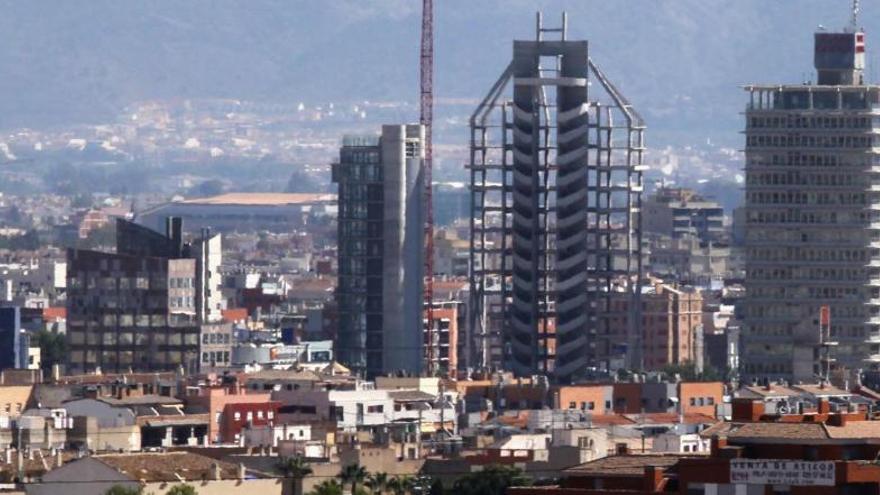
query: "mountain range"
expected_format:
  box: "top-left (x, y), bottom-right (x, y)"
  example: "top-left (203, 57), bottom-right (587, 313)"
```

top-left (0, 0), bottom-right (875, 146)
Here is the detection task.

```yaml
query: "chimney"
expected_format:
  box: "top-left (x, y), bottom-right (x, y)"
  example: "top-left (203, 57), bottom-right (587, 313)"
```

top-left (818, 399), bottom-right (831, 415)
top-left (55, 450), bottom-right (62, 469)
top-left (51, 364), bottom-right (61, 383)
top-left (166, 216), bottom-right (183, 257)
top-left (643, 466), bottom-right (664, 492)
top-left (238, 463), bottom-right (246, 480)
top-left (212, 462), bottom-right (222, 480)
top-left (710, 435), bottom-right (727, 456)
top-left (828, 414), bottom-right (848, 427)
top-left (731, 398), bottom-right (764, 422)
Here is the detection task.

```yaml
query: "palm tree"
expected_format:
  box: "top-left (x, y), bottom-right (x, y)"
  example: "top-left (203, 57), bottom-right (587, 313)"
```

top-left (387, 476), bottom-right (412, 495)
top-left (339, 463), bottom-right (369, 495)
top-left (278, 455), bottom-right (313, 495)
top-left (166, 485), bottom-right (198, 495)
top-left (366, 472), bottom-right (389, 495)
top-left (309, 480), bottom-right (343, 495)
top-left (104, 486), bottom-right (142, 495)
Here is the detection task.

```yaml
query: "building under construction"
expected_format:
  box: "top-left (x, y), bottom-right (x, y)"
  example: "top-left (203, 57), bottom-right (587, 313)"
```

top-left (467, 13), bottom-right (646, 383)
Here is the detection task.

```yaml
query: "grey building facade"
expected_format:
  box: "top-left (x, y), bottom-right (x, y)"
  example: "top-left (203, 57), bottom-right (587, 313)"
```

top-left (743, 27), bottom-right (880, 381)
top-left (66, 219), bottom-right (219, 374)
top-left (332, 125), bottom-right (425, 378)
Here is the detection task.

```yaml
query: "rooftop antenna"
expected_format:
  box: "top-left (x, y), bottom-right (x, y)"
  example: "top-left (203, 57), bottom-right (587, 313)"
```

top-left (849, 0), bottom-right (860, 32)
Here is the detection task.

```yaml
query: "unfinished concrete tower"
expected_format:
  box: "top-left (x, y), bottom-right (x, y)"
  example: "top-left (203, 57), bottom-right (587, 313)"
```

top-left (468, 13), bottom-right (645, 383)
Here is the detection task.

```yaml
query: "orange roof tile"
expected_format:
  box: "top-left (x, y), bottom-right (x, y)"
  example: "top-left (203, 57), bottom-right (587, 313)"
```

top-left (222, 308), bottom-right (248, 322)
top-left (42, 307), bottom-right (66, 321)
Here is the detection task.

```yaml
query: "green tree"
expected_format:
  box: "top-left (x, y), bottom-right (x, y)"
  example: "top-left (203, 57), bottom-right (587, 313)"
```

top-left (104, 485), bottom-right (142, 495)
top-left (452, 465), bottom-right (530, 495)
top-left (277, 455), bottom-right (313, 495)
top-left (339, 463), bottom-right (368, 495)
top-left (166, 485), bottom-right (197, 495)
top-left (660, 361), bottom-right (726, 382)
top-left (366, 472), bottom-right (389, 495)
top-left (308, 479), bottom-right (343, 495)
top-left (34, 329), bottom-right (67, 373)
top-left (387, 476), bottom-right (412, 495)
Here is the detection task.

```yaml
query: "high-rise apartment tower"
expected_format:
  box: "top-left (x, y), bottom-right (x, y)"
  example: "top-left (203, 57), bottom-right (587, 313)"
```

top-left (743, 22), bottom-right (880, 381)
top-left (333, 125), bottom-right (425, 378)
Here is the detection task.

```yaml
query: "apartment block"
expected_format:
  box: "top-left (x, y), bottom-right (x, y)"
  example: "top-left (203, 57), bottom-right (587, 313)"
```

top-left (332, 125), bottom-right (425, 378)
top-left (743, 27), bottom-right (880, 381)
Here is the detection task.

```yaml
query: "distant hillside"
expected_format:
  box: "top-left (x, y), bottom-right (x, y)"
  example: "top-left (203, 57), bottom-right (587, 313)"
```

top-left (0, 0), bottom-right (872, 145)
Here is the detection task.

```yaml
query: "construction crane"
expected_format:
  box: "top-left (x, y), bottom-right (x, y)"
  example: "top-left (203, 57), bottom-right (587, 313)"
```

top-left (421, 0), bottom-right (435, 376)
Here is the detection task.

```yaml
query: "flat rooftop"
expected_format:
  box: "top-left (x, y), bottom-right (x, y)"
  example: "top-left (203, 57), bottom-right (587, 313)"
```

top-left (180, 192), bottom-right (336, 206)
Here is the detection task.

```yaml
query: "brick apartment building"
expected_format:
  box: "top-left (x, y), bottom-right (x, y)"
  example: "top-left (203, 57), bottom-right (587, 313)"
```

top-left (605, 282), bottom-right (704, 372)
top-left (512, 396), bottom-right (880, 495)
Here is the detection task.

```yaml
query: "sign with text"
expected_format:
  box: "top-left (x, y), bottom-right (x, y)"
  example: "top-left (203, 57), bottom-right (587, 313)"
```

top-left (730, 460), bottom-right (835, 486)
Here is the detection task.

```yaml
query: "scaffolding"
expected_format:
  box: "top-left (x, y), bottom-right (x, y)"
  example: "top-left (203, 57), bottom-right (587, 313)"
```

top-left (467, 12), bottom-right (646, 383)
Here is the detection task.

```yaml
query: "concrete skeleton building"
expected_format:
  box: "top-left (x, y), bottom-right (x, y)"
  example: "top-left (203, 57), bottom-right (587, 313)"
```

top-left (332, 125), bottom-right (425, 378)
top-left (468, 13), bottom-right (645, 382)
top-left (743, 24), bottom-right (880, 381)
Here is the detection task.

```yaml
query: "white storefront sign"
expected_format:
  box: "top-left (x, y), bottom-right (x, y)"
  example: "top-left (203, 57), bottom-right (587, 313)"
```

top-left (730, 460), bottom-right (835, 486)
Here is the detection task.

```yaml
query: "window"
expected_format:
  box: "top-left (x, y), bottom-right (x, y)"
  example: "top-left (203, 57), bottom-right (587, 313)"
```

top-left (569, 402), bottom-right (577, 409)
top-left (707, 397), bottom-right (715, 405)
top-left (234, 412), bottom-right (241, 421)
top-left (689, 398), bottom-right (696, 406)
top-left (367, 405), bottom-right (384, 413)
top-left (588, 402), bottom-right (595, 411)
top-left (246, 412), bottom-right (253, 422)
top-left (257, 410), bottom-right (264, 420)
top-left (267, 411), bottom-right (274, 420)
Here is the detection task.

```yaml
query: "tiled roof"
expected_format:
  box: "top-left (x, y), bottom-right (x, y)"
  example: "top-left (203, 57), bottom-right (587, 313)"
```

top-left (791, 384), bottom-right (850, 397)
top-left (98, 395), bottom-right (182, 407)
top-left (95, 451), bottom-right (241, 482)
top-left (825, 421), bottom-right (880, 439)
top-left (42, 307), bottom-right (66, 321)
top-left (725, 422), bottom-right (828, 440)
top-left (738, 384), bottom-right (801, 399)
top-left (222, 308), bottom-right (249, 322)
top-left (624, 413), bottom-right (718, 425)
top-left (244, 369), bottom-right (321, 381)
top-left (589, 414), bottom-right (637, 426)
top-left (563, 454), bottom-right (691, 477)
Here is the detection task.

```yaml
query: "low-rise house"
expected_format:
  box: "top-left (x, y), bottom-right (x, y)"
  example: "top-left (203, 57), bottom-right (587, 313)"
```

top-left (184, 384), bottom-right (272, 444)
top-left (27, 451), bottom-right (283, 495)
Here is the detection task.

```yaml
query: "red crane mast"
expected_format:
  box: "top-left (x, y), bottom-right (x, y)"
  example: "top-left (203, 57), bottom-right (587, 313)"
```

top-left (420, 0), bottom-right (435, 375)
